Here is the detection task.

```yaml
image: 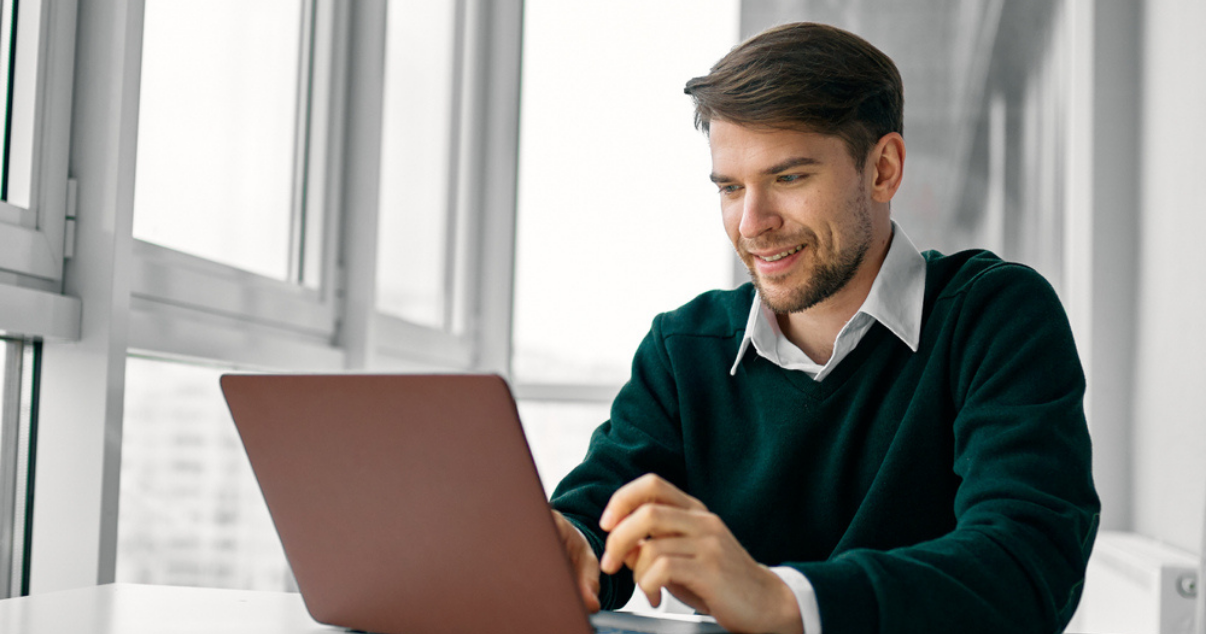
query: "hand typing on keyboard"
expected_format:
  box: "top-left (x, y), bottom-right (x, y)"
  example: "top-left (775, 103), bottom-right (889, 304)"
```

top-left (595, 474), bottom-right (803, 634)
top-left (552, 508), bottom-right (602, 613)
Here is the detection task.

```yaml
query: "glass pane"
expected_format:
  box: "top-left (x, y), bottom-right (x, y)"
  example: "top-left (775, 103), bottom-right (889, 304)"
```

top-left (516, 400), bottom-right (609, 497)
top-left (0, 340), bottom-right (12, 598)
top-left (0, 339), bottom-right (34, 599)
top-left (117, 357), bottom-right (291, 591)
top-left (132, 0), bottom-right (303, 280)
top-left (375, 0), bottom-right (459, 329)
top-left (0, 1), bottom-right (17, 200)
top-left (0, 0), bottom-right (37, 210)
top-left (513, 0), bottom-right (741, 385)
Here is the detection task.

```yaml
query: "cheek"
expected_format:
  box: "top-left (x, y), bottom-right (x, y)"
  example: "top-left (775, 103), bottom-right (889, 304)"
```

top-left (720, 200), bottom-right (742, 240)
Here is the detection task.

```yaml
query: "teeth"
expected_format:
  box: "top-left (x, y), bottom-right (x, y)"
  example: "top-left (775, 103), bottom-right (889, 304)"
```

top-left (759, 245), bottom-right (803, 262)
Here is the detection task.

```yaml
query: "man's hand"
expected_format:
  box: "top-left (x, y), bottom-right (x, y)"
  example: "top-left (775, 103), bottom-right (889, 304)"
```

top-left (598, 474), bottom-right (803, 634)
top-left (552, 509), bottom-right (601, 613)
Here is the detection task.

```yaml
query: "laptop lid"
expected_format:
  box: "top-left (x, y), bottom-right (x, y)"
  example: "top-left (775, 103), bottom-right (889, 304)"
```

top-left (220, 373), bottom-right (594, 634)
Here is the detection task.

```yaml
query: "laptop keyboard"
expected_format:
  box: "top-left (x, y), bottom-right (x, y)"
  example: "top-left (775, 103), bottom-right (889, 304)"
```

top-left (595, 627), bottom-right (648, 634)
top-left (589, 612), bottom-right (727, 634)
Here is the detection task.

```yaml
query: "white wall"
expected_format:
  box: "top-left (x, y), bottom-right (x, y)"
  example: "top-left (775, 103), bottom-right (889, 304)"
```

top-left (1132, 0), bottom-right (1206, 554)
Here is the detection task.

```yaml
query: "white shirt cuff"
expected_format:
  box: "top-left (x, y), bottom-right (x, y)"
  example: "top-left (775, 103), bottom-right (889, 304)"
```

top-left (770, 566), bottom-right (822, 634)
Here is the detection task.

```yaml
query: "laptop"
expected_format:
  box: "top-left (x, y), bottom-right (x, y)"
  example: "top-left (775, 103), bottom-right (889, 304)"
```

top-left (220, 373), bottom-right (727, 634)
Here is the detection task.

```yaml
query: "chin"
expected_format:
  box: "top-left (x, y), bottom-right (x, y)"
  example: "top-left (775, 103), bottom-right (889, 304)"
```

top-left (752, 280), bottom-right (799, 311)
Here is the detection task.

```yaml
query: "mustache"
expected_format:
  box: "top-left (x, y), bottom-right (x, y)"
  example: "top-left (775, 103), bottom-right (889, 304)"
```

top-left (739, 230), bottom-right (816, 254)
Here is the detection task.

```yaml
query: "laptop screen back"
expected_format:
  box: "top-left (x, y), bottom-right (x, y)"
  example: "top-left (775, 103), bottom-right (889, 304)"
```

top-left (221, 373), bottom-right (594, 634)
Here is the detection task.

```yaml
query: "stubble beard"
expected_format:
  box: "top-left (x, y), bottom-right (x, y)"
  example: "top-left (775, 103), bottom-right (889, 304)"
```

top-left (744, 188), bottom-right (874, 314)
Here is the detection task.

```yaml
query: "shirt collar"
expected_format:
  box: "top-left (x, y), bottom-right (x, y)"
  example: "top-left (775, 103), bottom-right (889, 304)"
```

top-left (729, 221), bottom-right (926, 376)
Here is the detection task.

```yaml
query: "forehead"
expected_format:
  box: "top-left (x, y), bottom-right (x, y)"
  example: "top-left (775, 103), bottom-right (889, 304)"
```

top-left (708, 120), bottom-right (850, 171)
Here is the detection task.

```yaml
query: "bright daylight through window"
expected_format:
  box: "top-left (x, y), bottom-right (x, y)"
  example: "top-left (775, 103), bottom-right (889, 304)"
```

top-left (132, 0), bottom-right (303, 281)
top-left (117, 357), bottom-right (290, 591)
top-left (375, 0), bottom-right (461, 330)
top-left (512, 0), bottom-right (740, 387)
top-left (510, 0), bottom-right (739, 502)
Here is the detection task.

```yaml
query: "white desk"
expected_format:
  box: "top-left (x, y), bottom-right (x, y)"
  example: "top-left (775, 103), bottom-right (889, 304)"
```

top-left (0, 583), bottom-right (337, 633)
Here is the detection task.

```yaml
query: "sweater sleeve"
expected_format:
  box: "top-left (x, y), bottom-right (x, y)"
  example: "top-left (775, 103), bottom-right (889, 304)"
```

top-left (789, 263), bottom-right (1100, 634)
top-left (550, 313), bottom-right (689, 610)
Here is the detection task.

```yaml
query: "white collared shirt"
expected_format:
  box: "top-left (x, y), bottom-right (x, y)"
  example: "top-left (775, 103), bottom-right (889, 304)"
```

top-left (730, 221), bottom-right (927, 380)
top-left (738, 222), bottom-right (928, 634)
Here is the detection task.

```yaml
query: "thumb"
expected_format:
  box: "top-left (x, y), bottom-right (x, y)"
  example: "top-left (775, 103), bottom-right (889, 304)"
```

top-left (578, 547), bottom-right (601, 613)
top-left (552, 511), bottom-right (601, 612)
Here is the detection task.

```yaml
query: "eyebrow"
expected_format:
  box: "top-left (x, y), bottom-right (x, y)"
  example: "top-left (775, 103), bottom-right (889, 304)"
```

top-left (709, 156), bottom-right (822, 183)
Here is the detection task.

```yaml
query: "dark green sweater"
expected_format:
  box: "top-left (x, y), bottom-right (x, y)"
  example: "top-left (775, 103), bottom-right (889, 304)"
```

top-left (550, 250), bottom-right (1100, 634)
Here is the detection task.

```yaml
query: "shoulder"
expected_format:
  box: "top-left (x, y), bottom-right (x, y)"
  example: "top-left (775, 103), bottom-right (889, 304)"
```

top-left (920, 249), bottom-right (1074, 359)
top-left (651, 283), bottom-right (755, 341)
top-left (923, 249), bottom-right (1058, 306)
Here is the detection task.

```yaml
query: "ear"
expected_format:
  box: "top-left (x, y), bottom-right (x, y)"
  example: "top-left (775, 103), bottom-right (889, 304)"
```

top-left (867, 132), bottom-right (905, 203)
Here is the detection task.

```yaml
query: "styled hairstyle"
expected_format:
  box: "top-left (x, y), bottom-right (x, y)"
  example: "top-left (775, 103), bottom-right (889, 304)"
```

top-left (684, 22), bottom-right (903, 170)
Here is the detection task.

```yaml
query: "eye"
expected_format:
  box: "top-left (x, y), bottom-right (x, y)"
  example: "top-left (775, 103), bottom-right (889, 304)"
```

top-left (717, 184), bottom-right (741, 195)
top-left (777, 174), bottom-right (805, 184)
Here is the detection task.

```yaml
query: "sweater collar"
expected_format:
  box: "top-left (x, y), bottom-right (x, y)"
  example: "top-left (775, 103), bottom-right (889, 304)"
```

top-left (730, 221), bottom-right (926, 376)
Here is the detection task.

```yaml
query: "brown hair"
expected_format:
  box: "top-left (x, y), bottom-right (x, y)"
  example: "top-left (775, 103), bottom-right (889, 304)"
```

top-left (684, 22), bottom-right (903, 170)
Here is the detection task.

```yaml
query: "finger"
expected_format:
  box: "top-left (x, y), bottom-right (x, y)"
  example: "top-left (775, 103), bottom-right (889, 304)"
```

top-left (599, 474), bottom-right (706, 531)
top-left (600, 505), bottom-right (703, 574)
top-left (628, 536), bottom-right (695, 580)
top-left (633, 553), bottom-right (704, 612)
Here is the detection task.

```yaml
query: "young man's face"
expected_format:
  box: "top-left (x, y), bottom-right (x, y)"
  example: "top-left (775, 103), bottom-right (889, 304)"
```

top-left (709, 120), bottom-right (874, 314)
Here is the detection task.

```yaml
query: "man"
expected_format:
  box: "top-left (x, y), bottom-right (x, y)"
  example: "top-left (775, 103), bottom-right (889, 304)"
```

top-left (550, 22), bottom-right (1099, 634)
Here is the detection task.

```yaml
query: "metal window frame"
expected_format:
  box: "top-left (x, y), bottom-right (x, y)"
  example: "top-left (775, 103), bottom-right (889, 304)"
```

top-left (0, 0), bottom-right (74, 285)
top-left (127, 0), bottom-right (347, 365)
top-left (0, 338), bottom-right (40, 599)
top-left (342, 0), bottom-right (522, 373)
top-left (25, 0), bottom-right (524, 594)
top-left (1, 0), bottom-right (21, 205)
top-left (365, 0), bottom-right (475, 369)
top-left (0, 339), bottom-right (20, 599)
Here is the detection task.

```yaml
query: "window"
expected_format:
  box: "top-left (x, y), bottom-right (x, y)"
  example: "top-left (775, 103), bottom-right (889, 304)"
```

top-left (1, 0), bottom-right (34, 211)
top-left (0, 0), bottom-right (22, 206)
top-left (512, 0), bottom-right (741, 388)
top-left (0, 338), bottom-right (38, 599)
top-left (509, 1), bottom-right (740, 527)
top-left (126, 0), bottom-right (343, 368)
top-left (0, 0), bottom-right (73, 286)
top-left (100, 0), bottom-right (521, 593)
top-left (375, 0), bottom-right (463, 331)
top-left (132, 0), bottom-right (307, 283)
top-left (517, 400), bottom-right (609, 496)
top-left (366, 0), bottom-right (488, 370)
top-left (116, 356), bottom-right (290, 591)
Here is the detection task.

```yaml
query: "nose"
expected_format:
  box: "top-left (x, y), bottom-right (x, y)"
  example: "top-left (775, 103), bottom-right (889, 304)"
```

top-left (738, 187), bottom-right (781, 239)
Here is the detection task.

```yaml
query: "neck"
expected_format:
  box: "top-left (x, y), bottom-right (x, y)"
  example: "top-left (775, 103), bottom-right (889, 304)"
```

top-left (776, 224), bottom-right (894, 364)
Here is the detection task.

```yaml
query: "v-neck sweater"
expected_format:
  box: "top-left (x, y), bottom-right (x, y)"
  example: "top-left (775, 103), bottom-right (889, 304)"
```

top-left (551, 249), bottom-right (1100, 634)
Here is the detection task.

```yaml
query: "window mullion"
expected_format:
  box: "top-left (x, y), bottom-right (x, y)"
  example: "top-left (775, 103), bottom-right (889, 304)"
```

top-left (288, 0), bottom-right (318, 286)
top-left (440, 0), bottom-right (468, 333)
top-left (0, 340), bottom-right (22, 599)
top-left (334, 0), bottom-right (385, 370)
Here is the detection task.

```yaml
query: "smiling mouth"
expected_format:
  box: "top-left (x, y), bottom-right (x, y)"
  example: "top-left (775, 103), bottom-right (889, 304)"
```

top-left (756, 245), bottom-right (804, 262)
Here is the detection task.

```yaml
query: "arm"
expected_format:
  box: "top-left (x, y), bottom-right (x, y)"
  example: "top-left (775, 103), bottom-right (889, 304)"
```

top-left (551, 312), bottom-right (805, 633)
top-left (550, 313), bottom-right (690, 609)
top-left (788, 263), bottom-right (1100, 634)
